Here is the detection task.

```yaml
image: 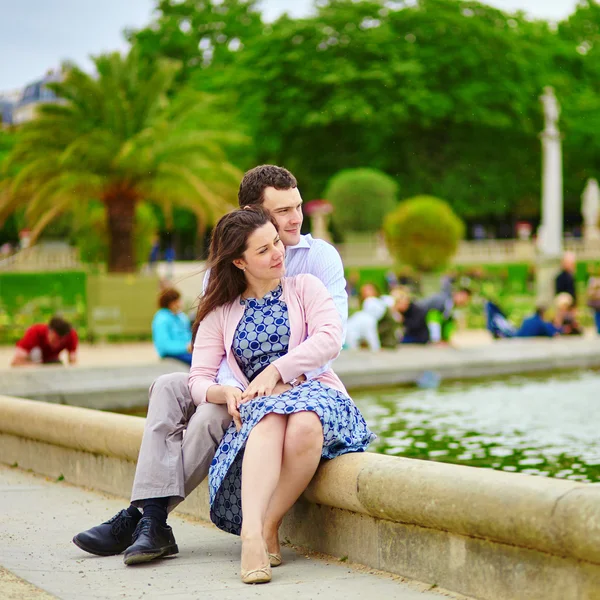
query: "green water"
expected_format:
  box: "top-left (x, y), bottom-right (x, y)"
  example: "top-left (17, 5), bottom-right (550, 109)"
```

top-left (353, 370), bottom-right (600, 483)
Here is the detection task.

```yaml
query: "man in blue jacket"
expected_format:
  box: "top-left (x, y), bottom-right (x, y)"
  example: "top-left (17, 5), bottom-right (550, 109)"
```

top-left (516, 305), bottom-right (560, 338)
top-left (152, 288), bottom-right (192, 365)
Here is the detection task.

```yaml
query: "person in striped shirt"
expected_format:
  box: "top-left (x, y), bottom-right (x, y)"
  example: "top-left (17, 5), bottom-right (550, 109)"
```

top-left (73, 165), bottom-right (348, 565)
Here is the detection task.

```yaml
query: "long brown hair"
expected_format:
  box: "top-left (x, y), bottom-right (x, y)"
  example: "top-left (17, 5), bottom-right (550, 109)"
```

top-left (192, 207), bottom-right (278, 340)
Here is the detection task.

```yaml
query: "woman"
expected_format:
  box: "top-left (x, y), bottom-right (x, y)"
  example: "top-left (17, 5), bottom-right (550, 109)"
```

top-left (553, 292), bottom-right (582, 336)
top-left (151, 287), bottom-right (193, 365)
top-left (188, 208), bottom-right (374, 584)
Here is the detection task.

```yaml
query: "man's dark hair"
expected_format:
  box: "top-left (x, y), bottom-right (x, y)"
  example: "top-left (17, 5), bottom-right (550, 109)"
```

top-left (48, 316), bottom-right (72, 338)
top-left (238, 165), bottom-right (297, 208)
top-left (159, 288), bottom-right (181, 309)
top-left (456, 287), bottom-right (472, 297)
top-left (535, 305), bottom-right (547, 318)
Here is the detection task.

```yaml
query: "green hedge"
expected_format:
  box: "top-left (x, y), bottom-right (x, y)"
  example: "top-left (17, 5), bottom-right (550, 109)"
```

top-left (0, 272), bottom-right (87, 344)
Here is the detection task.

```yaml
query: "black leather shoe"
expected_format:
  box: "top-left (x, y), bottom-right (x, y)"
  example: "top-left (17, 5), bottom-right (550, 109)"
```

top-left (123, 517), bottom-right (178, 565)
top-left (73, 509), bottom-right (141, 556)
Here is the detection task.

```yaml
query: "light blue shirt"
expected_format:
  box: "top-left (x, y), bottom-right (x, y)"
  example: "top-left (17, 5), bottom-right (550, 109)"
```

top-left (152, 308), bottom-right (192, 358)
top-left (205, 234), bottom-right (348, 389)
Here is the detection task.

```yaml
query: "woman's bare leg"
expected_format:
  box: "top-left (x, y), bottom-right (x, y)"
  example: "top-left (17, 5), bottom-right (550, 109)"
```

top-left (263, 411), bottom-right (324, 556)
top-left (240, 412), bottom-right (287, 572)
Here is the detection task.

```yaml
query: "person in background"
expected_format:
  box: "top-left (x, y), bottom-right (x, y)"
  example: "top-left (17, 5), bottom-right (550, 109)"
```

top-left (391, 287), bottom-right (430, 344)
top-left (345, 284), bottom-right (394, 351)
top-left (555, 251), bottom-right (577, 304)
top-left (11, 316), bottom-right (78, 366)
top-left (148, 236), bottom-right (160, 272)
top-left (418, 278), bottom-right (471, 344)
top-left (586, 269), bottom-right (600, 334)
top-left (516, 305), bottom-right (560, 338)
top-left (553, 292), bottom-right (582, 336)
top-left (346, 270), bottom-right (361, 311)
top-left (165, 244), bottom-right (176, 280)
top-left (152, 288), bottom-right (193, 365)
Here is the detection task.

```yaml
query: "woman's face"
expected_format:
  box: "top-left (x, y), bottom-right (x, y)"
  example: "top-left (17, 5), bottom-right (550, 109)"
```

top-left (234, 222), bottom-right (285, 281)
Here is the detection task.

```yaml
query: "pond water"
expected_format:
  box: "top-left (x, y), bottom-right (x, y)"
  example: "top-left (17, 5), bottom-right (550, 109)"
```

top-left (353, 369), bottom-right (600, 483)
top-left (118, 369), bottom-right (600, 483)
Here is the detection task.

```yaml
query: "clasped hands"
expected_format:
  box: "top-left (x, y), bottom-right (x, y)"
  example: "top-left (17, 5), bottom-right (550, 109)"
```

top-left (223, 365), bottom-right (294, 432)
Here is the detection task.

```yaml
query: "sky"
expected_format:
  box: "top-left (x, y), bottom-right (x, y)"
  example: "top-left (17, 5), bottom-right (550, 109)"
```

top-left (0, 0), bottom-right (581, 92)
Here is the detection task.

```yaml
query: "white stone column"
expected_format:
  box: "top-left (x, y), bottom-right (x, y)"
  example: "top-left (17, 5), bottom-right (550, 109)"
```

top-left (536, 87), bottom-right (564, 303)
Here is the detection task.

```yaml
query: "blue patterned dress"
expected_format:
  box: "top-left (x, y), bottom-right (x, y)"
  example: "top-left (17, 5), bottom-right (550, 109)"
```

top-left (208, 284), bottom-right (375, 535)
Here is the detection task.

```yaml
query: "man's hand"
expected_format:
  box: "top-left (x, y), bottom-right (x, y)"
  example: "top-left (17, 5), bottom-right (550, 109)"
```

top-left (222, 386), bottom-right (243, 431)
top-left (241, 365), bottom-right (281, 402)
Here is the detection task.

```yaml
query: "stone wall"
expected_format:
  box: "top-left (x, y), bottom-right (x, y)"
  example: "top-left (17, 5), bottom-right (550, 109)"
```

top-left (1, 394), bottom-right (599, 600)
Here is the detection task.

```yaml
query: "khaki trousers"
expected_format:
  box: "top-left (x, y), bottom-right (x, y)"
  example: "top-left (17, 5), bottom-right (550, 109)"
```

top-left (130, 372), bottom-right (231, 511)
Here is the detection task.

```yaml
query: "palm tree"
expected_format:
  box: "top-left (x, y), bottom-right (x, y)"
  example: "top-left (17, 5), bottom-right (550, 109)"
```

top-left (0, 49), bottom-right (242, 272)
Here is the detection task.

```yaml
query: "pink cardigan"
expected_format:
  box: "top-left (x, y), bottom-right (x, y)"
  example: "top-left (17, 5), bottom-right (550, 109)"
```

top-left (189, 274), bottom-right (348, 405)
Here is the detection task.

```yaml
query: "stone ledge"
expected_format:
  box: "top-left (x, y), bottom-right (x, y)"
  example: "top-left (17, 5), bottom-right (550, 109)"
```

top-left (0, 396), bottom-right (600, 580)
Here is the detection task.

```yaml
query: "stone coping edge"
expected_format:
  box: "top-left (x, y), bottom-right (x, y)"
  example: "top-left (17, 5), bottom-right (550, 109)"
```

top-left (1, 394), bottom-right (598, 567)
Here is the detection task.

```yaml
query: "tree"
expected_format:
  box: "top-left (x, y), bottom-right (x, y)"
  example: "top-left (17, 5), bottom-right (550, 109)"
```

top-left (384, 196), bottom-right (465, 272)
top-left (129, 0), bottom-right (264, 88)
top-left (0, 48), bottom-right (242, 272)
top-left (324, 168), bottom-right (398, 232)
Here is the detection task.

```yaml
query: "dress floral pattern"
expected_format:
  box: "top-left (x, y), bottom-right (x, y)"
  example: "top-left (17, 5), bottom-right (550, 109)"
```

top-left (208, 284), bottom-right (375, 535)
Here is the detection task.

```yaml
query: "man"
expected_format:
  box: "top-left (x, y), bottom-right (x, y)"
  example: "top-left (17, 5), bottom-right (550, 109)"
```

top-left (73, 165), bottom-right (347, 565)
top-left (417, 277), bottom-right (471, 344)
top-left (555, 251), bottom-right (577, 304)
top-left (516, 305), bottom-right (560, 338)
top-left (11, 316), bottom-right (78, 366)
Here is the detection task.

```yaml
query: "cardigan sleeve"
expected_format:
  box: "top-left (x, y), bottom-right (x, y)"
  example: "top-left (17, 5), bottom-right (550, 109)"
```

top-left (188, 309), bottom-right (227, 406)
top-left (271, 275), bottom-right (343, 384)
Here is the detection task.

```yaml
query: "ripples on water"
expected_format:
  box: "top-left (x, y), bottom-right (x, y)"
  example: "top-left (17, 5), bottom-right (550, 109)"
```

top-left (353, 370), bottom-right (600, 483)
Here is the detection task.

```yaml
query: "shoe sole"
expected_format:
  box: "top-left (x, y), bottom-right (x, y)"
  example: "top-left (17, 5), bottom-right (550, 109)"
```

top-left (72, 536), bottom-right (124, 557)
top-left (123, 544), bottom-right (179, 566)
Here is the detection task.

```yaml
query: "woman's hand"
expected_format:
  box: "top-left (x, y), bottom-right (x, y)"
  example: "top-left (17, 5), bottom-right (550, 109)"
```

top-left (241, 365), bottom-right (282, 402)
top-left (222, 386), bottom-right (243, 431)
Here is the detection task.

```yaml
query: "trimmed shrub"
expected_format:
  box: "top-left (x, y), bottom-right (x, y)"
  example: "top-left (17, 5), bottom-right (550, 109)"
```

top-left (384, 195), bottom-right (465, 272)
top-left (324, 168), bottom-right (398, 233)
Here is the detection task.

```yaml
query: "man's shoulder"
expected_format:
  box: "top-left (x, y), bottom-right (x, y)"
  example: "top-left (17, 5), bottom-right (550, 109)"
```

top-left (26, 323), bottom-right (47, 337)
top-left (302, 236), bottom-right (343, 265)
top-left (17, 323), bottom-right (45, 347)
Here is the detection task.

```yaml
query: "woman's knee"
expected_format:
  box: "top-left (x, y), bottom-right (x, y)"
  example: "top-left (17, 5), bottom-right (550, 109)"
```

top-left (285, 412), bottom-right (323, 453)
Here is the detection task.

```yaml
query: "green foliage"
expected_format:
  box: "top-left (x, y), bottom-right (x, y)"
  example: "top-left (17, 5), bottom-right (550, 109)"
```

top-left (0, 271), bottom-right (87, 343)
top-left (324, 168), bottom-right (398, 232)
top-left (384, 196), bottom-right (465, 272)
top-left (129, 0), bottom-right (263, 86)
top-left (0, 48), bottom-right (242, 272)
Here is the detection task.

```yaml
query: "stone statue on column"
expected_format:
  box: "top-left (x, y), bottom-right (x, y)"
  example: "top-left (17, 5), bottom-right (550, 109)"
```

top-left (582, 178), bottom-right (600, 242)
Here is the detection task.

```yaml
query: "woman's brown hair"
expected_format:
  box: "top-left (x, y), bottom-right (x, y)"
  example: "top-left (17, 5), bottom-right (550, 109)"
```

top-left (192, 207), bottom-right (278, 340)
top-left (158, 288), bottom-right (181, 309)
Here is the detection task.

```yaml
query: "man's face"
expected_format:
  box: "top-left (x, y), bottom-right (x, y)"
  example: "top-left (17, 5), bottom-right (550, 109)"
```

top-left (454, 291), bottom-right (470, 307)
top-left (261, 187), bottom-right (303, 247)
top-left (47, 329), bottom-right (62, 348)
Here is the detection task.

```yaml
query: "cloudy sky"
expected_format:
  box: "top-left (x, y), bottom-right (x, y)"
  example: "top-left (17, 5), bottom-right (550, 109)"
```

top-left (1, 0), bottom-right (580, 91)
